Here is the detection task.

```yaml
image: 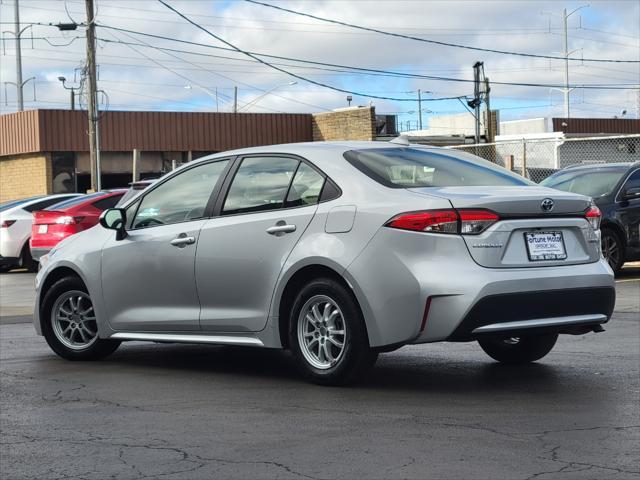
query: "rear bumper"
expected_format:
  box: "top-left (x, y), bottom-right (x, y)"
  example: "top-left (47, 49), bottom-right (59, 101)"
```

top-left (446, 286), bottom-right (615, 341)
top-left (346, 228), bottom-right (616, 347)
top-left (30, 247), bottom-right (51, 261)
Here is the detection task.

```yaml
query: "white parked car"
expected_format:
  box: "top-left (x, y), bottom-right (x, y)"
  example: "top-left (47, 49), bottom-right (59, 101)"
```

top-left (0, 194), bottom-right (81, 271)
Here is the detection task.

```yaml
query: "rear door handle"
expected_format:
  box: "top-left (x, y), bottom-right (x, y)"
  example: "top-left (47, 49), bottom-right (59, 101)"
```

top-left (170, 234), bottom-right (196, 247)
top-left (266, 224), bottom-right (296, 235)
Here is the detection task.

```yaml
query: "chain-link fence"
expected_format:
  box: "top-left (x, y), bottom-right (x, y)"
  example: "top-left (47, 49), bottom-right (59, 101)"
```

top-left (443, 134), bottom-right (640, 183)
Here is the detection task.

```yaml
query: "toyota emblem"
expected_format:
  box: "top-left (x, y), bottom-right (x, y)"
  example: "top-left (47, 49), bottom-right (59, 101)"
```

top-left (540, 198), bottom-right (554, 212)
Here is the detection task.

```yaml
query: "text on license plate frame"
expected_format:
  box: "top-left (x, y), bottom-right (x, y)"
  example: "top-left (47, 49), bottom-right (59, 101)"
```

top-left (524, 231), bottom-right (567, 261)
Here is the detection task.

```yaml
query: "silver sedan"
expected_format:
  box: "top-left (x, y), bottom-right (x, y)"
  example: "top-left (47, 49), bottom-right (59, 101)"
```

top-left (34, 141), bottom-right (615, 385)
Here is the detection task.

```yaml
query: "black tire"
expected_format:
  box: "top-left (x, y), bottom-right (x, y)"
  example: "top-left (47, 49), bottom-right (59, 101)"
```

top-left (41, 276), bottom-right (120, 360)
top-left (478, 333), bottom-right (558, 364)
top-left (601, 228), bottom-right (624, 274)
top-left (19, 243), bottom-right (38, 272)
top-left (288, 277), bottom-right (378, 386)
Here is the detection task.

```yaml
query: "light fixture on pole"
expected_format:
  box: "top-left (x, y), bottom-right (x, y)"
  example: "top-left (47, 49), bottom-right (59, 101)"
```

top-left (58, 76), bottom-right (79, 110)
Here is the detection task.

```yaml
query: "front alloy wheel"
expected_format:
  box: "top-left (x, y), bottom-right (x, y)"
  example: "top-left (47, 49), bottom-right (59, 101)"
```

top-left (51, 290), bottom-right (99, 350)
top-left (42, 276), bottom-right (120, 360)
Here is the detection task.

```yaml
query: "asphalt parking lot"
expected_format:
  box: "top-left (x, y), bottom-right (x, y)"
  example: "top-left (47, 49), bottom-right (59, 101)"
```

top-left (1, 268), bottom-right (638, 480)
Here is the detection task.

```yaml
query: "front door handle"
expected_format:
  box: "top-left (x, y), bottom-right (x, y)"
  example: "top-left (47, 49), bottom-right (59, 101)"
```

top-left (266, 223), bottom-right (297, 236)
top-left (170, 234), bottom-right (196, 247)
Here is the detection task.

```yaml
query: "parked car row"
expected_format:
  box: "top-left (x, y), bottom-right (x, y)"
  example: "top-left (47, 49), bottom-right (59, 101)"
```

top-left (0, 180), bottom-right (156, 272)
top-left (540, 162), bottom-right (640, 273)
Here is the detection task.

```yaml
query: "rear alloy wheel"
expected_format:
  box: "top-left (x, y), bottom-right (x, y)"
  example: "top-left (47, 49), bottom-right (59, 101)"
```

top-left (289, 278), bottom-right (377, 385)
top-left (601, 229), bottom-right (624, 274)
top-left (478, 333), bottom-right (558, 364)
top-left (42, 277), bottom-right (120, 360)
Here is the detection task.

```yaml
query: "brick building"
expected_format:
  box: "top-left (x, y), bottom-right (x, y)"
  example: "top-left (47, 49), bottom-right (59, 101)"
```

top-left (0, 107), bottom-right (379, 202)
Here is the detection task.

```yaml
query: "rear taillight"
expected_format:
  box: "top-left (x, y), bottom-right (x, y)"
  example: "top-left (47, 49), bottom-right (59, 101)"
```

top-left (458, 209), bottom-right (500, 235)
top-left (386, 210), bottom-right (459, 234)
top-left (1, 220), bottom-right (16, 228)
top-left (585, 205), bottom-right (601, 230)
top-left (385, 209), bottom-right (499, 235)
top-left (55, 216), bottom-right (84, 225)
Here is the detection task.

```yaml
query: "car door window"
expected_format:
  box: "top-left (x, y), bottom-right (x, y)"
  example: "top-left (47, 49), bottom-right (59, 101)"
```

top-left (286, 163), bottom-right (325, 207)
top-left (223, 156), bottom-right (299, 215)
top-left (132, 160), bottom-right (229, 229)
top-left (623, 170), bottom-right (640, 192)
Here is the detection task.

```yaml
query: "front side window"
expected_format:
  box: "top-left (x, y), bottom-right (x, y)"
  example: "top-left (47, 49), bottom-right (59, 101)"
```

top-left (540, 168), bottom-right (628, 198)
top-left (344, 147), bottom-right (532, 188)
top-left (132, 160), bottom-right (229, 229)
top-left (223, 156), bottom-right (299, 214)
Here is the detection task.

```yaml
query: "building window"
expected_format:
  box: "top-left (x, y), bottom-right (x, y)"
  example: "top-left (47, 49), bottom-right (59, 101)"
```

top-left (52, 153), bottom-right (77, 193)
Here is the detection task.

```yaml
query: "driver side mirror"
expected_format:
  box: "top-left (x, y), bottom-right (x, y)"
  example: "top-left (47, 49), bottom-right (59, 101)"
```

top-left (622, 186), bottom-right (640, 201)
top-left (99, 208), bottom-right (127, 240)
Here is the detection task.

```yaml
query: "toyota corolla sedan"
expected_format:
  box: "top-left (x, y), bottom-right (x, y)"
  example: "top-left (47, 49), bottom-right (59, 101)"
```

top-left (34, 141), bottom-right (615, 385)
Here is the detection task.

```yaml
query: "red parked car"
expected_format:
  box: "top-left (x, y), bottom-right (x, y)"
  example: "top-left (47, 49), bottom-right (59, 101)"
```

top-left (30, 190), bottom-right (126, 262)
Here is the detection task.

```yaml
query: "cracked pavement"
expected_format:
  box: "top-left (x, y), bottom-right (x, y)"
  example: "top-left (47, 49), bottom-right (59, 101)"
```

top-left (0, 269), bottom-right (638, 479)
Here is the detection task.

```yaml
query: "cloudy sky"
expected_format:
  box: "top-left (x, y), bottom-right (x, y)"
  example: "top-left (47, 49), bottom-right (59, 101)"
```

top-left (0, 0), bottom-right (638, 129)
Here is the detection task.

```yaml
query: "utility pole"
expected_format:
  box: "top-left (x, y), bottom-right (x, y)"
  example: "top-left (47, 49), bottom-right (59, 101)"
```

top-left (417, 89), bottom-right (423, 130)
top-left (562, 8), bottom-right (570, 119)
top-left (233, 86), bottom-right (238, 113)
top-left (85, 0), bottom-right (100, 191)
top-left (472, 61), bottom-right (483, 144)
top-left (484, 77), bottom-right (492, 142)
top-left (14, 0), bottom-right (24, 111)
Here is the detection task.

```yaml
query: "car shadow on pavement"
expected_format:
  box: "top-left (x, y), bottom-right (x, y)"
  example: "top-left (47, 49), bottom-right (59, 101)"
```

top-left (93, 342), bottom-right (577, 396)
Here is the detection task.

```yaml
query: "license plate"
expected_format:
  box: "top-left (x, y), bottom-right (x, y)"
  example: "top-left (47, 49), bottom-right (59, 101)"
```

top-left (524, 231), bottom-right (567, 261)
top-left (38, 225), bottom-right (48, 234)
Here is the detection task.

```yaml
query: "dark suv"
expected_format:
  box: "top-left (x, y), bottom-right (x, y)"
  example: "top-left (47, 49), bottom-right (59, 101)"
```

top-left (540, 162), bottom-right (640, 273)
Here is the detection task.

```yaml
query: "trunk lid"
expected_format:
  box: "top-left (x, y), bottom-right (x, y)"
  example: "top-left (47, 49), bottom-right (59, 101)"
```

top-left (408, 186), bottom-right (590, 216)
top-left (408, 186), bottom-right (600, 268)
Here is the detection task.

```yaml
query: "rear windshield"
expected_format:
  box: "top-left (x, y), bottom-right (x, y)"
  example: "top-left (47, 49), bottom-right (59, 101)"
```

top-left (344, 148), bottom-right (531, 188)
top-left (539, 168), bottom-right (627, 198)
top-left (0, 196), bottom-right (44, 212)
top-left (45, 193), bottom-right (106, 210)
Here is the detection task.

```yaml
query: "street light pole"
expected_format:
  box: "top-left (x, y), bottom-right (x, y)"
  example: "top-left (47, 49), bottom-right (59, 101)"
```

top-left (14, 0), bottom-right (24, 111)
top-left (418, 89), bottom-right (423, 130)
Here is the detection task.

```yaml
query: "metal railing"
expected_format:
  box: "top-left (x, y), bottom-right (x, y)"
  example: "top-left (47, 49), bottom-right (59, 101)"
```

top-left (444, 134), bottom-right (640, 183)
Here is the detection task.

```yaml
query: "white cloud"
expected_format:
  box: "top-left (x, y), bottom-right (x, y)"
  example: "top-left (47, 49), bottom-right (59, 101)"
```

top-left (0, 0), bottom-right (638, 122)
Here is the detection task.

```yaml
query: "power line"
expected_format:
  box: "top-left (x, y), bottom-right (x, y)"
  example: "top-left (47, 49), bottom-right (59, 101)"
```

top-left (95, 24), bottom-right (638, 92)
top-left (244, 0), bottom-right (640, 64)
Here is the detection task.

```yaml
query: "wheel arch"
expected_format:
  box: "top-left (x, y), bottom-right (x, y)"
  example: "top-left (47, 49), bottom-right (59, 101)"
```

top-left (38, 265), bottom-right (87, 331)
top-left (275, 262), bottom-right (372, 350)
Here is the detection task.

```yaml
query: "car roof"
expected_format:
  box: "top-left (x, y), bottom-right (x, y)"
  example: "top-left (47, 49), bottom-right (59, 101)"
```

top-left (562, 162), bottom-right (639, 171)
top-left (45, 190), bottom-right (126, 211)
top-left (191, 140), bottom-right (438, 172)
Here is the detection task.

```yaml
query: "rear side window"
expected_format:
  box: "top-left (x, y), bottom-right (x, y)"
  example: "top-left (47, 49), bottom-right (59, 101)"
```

top-left (92, 194), bottom-right (123, 211)
top-left (286, 163), bottom-right (325, 207)
top-left (344, 148), bottom-right (531, 188)
top-left (223, 156), bottom-right (299, 215)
